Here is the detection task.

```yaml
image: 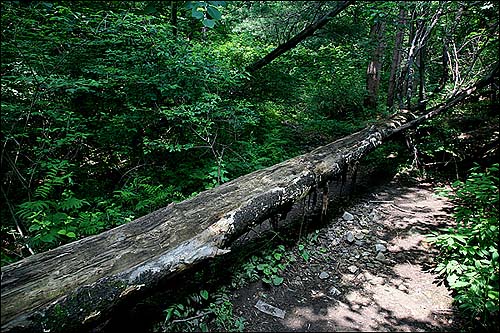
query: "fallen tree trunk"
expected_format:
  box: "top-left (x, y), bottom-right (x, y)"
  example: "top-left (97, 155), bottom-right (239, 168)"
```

top-left (1, 64), bottom-right (497, 333)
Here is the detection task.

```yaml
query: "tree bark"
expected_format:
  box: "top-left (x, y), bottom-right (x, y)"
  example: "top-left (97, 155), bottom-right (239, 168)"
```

top-left (417, 44), bottom-right (426, 110)
top-left (1, 63), bottom-right (497, 333)
top-left (245, 0), bottom-right (354, 73)
top-left (387, 6), bottom-right (406, 108)
top-left (397, 4), bottom-right (444, 109)
top-left (364, 20), bottom-right (386, 109)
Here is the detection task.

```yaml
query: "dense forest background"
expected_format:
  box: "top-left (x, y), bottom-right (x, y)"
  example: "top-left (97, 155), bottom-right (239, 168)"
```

top-left (1, 1), bottom-right (498, 331)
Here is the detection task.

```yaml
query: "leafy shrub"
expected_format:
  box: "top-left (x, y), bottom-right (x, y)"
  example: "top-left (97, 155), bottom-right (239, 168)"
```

top-left (428, 163), bottom-right (499, 330)
top-left (157, 287), bottom-right (245, 332)
top-left (237, 244), bottom-right (293, 286)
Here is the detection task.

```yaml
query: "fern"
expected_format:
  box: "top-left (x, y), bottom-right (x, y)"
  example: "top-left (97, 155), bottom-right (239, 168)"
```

top-left (33, 161), bottom-right (73, 199)
top-left (58, 195), bottom-right (89, 212)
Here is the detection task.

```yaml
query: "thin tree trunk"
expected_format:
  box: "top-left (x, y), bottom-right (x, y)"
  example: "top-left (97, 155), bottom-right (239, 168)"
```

top-left (397, 4), bottom-right (444, 109)
top-left (387, 7), bottom-right (406, 108)
top-left (364, 20), bottom-right (386, 109)
top-left (417, 44), bottom-right (426, 110)
top-left (245, 0), bottom-right (354, 73)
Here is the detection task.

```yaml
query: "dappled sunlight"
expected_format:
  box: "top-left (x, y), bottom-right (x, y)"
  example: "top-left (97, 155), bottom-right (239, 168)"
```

top-left (280, 262), bottom-right (454, 331)
top-left (229, 174), bottom-right (461, 332)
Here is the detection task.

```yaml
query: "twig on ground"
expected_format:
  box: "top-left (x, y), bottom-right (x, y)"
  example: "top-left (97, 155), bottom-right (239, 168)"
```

top-left (390, 204), bottom-right (414, 214)
top-left (170, 311), bottom-right (212, 324)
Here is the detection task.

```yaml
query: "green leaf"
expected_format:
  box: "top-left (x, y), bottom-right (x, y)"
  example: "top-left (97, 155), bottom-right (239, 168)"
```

top-left (29, 224), bottom-right (41, 231)
top-left (200, 289), bottom-right (209, 300)
top-left (447, 274), bottom-right (458, 285)
top-left (192, 8), bottom-right (204, 19)
top-left (207, 6), bottom-right (221, 20)
top-left (492, 250), bottom-right (499, 261)
top-left (272, 276), bottom-right (284, 286)
top-left (66, 232), bottom-right (76, 238)
top-left (40, 234), bottom-right (56, 243)
top-left (57, 229), bottom-right (67, 235)
top-left (185, 2), bottom-right (197, 9)
top-left (450, 280), bottom-right (469, 288)
top-left (488, 290), bottom-right (499, 300)
top-left (485, 300), bottom-right (497, 312)
top-left (203, 19), bottom-right (215, 28)
top-left (208, 1), bottom-right (226, 6)
top-left (144, 3), bottom-right (157, 14)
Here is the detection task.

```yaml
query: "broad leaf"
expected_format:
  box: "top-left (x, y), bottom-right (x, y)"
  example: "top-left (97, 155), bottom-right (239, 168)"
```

top-left (203, 19), bottom-right (215, 28)
top-left (207, 6), bottom-right (221, 20)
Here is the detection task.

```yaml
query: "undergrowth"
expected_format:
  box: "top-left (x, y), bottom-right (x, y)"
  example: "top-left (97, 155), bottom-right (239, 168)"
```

top-left (427, 163), bottom-right (499, 331)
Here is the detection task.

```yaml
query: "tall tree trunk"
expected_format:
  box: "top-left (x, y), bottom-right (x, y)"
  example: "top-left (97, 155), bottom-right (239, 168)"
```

top-left (433, 42), bottom-right (450, 94)
top-left (245, 0), bottom-right (354, 73)
top-left (417, 44), bottom-right (426, 110)
top-left (364, 20), bottom-right (386, 109)
top-left (387, 7), bottom-right (406, 108)
top-left (397, 4), bottom-right (444, 109)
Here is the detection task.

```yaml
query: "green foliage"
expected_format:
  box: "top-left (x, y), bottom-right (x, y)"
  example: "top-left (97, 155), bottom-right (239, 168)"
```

top-left (237, 244), bottom-right (294, 286)
top-left (297, 229), bottom-right (322, 262)
top-left (363, 140), bottom-right (410, 177)
top-left (186, 1), bottom-right (227, 28)
top-left (113, 176), bottom-right (184, 216)
top-left (157, 287), bottom-right (245, 332)
top-left (16, 161), bottom-right (86, 250)
top-left (427, 163), bottom-right (499, 330)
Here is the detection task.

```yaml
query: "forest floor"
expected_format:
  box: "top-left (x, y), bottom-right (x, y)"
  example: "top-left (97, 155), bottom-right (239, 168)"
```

top-left (106, 168), bottom-right (467, 333)
top-left (227, 173), bottom-right (465, 332)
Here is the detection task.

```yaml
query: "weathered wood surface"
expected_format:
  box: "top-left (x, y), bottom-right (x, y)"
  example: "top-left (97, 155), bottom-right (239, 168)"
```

top-left (1, 64), bottom-right (497, 332)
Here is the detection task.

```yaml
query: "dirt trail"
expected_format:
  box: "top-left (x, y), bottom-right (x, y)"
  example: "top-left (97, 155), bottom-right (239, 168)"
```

top-left (229, 176), bottom-right (462, 332)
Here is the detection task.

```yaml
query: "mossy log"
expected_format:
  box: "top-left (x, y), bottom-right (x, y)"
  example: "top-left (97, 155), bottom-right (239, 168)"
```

top-left (1, 65), bottom-right (497, 332)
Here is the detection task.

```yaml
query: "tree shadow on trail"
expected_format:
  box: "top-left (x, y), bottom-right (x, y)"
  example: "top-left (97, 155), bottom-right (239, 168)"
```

top-left (231, 163), bottom-right (463, 332)
top-left (99, 160), bottom-right (463, 332)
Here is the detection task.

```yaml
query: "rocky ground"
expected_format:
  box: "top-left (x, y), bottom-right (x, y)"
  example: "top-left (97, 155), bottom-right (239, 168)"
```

top-left (229, 175), bottom-right (463, 332)
top-left (103, 171), bottom-right (466, 333)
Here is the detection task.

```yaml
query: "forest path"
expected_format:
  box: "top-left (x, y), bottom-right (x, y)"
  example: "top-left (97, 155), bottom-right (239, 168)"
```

top-left (229, 175), bottom-right (463, 332)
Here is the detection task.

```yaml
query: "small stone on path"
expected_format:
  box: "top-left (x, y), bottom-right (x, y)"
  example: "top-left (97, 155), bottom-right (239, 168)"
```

top-left (346, 231), bottom-right (354, 243)
top-left (355, 233), bottom-right (365, 240)
top-left (319, 271), bottom-right (330, 280)
top-left (254, 300), bottom-right (286, 319)
top-left (329, 286), bottom-right (341, 297)
top-left (375, 244), bottom-right (387, 252)
top-left (348, 265), bottom-right (358, 273)
top-left (342, 211), bottom-right (354, 221)
top-left (375, 252), bottom-right (386, 261)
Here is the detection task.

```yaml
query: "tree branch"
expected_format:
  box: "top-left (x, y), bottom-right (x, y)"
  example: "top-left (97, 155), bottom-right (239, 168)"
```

top-left (245, 0), bottom-right (354, 73)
